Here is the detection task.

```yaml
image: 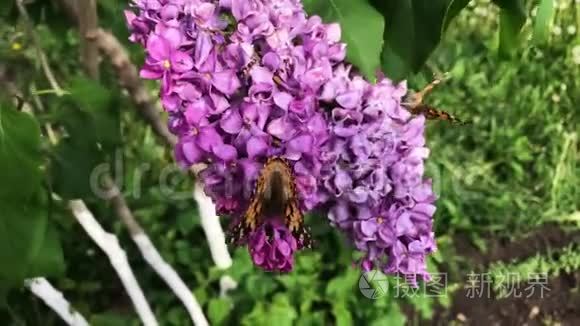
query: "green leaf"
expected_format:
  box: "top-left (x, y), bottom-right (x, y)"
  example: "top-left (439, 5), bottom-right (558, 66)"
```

top-left (325, 269), bottom-right (359, 301)
top-left (331, 303), bottom-right (353, 326)
top-left (241, 303), bottom-right (267, 326)
top-left (370, 304), bottom-right (406, 326)
top-left (0, 105), bottom-right (48, 285)
top-left (0, 192), bottom-right (48, 284)
top-left (50, 137), bottom-right (104, 199)
top-left (25, 224), bottom-right (65, 278)
top-left (48, 78), bottom-right (122, 200)
top-left (492, 0), bottom-right (526, 57)
top-left (0, 106), bottom-right (43, 200)
top-left (67, 77), bottom-right (121, 149)
top-left (373, 0), bottom-right (453, 81)
top-left (208, 297), bottom-right (233, 325)
top-left (0, 0), bottom-right (14, 19)
top-left (532, 0), bottom-right (554, 44)
top-left (245, 274), bottom-right (277, 300)
top-left (303, 0), bottom-right (385, 81)
top-left (442, 0), bottom-right (472, 32)
top-left (296, 312), bottom-right (326, 326)
top-left (269, 295), bottom-right (298, 326)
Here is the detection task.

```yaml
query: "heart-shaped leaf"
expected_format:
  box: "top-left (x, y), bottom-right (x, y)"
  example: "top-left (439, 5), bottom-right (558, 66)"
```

top-left (303, 0), bottom-right (385, 81)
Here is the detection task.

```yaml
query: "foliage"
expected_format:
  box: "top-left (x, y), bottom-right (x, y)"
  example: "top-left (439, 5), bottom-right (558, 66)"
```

top-left (489, 244), bottom-right (580, 298)
top-left (304, 0), bottom-right (553, 80)
top-left (0, 0), bottom-right (579, 325)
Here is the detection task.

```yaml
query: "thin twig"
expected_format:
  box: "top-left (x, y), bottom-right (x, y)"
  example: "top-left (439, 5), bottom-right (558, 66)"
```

top-left (69, 200), bottom-right (158, 326)
top-left (102, 176), bottom-right (210, 325)
top-left (15, 0), bottom-right (65, 96)
top-left (30, 83), bottom-right (58, 144)
top-left (88, 29), bottom-right (177, 147)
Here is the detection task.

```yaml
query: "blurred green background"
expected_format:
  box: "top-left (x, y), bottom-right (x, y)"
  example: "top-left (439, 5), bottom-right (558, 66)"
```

top-left (0, 0), bottom-right (578, 325)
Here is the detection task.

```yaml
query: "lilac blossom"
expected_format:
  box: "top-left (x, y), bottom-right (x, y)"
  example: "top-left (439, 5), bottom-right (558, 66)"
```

top-left (127, 0), bottom-right (436, 278)
top-left (126, 0), bottom-right (345, 272)
top-left (321, 70), bottom-right (436, 285)
top-left (247, 218), bottom-right (298, 272)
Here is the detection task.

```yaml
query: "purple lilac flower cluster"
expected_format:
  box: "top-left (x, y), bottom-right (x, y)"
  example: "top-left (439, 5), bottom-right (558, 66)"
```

top-left (126, 0), bottom-right (345, 270)
top-left (319, 66), bottom-right (436, 284)
top-left (126, 0), bottom-right (436, 280)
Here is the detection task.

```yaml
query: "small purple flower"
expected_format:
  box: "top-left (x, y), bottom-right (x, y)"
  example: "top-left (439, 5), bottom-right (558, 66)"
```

top-left (247, 218), bottom-right (299, 272)
top-left (140, 30), bottom-right (193, 95)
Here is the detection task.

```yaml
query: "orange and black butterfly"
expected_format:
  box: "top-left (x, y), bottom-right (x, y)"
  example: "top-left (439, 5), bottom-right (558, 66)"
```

top-left (403, 75), bottom-right (469, 125)
top-left (226, 157), bottom-right (313, 248)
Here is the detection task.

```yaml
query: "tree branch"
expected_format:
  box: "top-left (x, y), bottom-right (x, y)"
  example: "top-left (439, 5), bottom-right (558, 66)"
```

top-left (64, 4), bottom-right (209, 323)
top-left (85, 28), bottom-right (232, 272)
top-left (193, 185), bottom-right (233, 269)
top-left (133, 234), bottom-right (209, 326)
top-left (26, 278), bottom-right (90, 326)
top-left (103, 176), bottom-right (209, 325)
top-left (88, 29), bottom-right (177, 147)
top-left (68, 200), bottom-right (158, 326)
top-left (55, 3), bottom-right (230, 316)
top-left (76, 0), bottom-right (100, 79)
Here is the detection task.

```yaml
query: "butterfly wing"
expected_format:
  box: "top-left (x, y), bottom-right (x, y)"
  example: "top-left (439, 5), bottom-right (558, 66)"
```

top-left (225, 157), bottom-right (313, 248)
top-left (409, 104), bottom-right (468, 125)
top-left (226, 167), bottom-right (267, 245)
top-left (278, 158), bottom-right (313, 249)
top-left (226, 197), bottom-right (262, 245)
top-left (284, 197), bottom-right (313, 249)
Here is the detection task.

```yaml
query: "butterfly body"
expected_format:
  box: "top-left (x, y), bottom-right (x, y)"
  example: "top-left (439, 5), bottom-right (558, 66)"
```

top-left (403, 74), bottom-right (469, 125)
top-left (407, 104), bottom-right (467, 125)
top-left (226, 157), bottom-right (313, 248)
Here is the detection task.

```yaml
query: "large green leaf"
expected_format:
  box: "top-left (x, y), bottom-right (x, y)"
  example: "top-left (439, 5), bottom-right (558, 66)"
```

top-left (302, 0), bottom-right (385, 81)
top-left (532, 0), bottom-right (554, 44)
top-left (25, 223), bottom-right (66, 278)
top-left (50, 77), bottom-right (122, 200)
top-left (492, 0), bottom-right (526, 57)
top-left (68, 77), bottom-right (121, 149)
top-left (0, 106), bottom-right (50, 284)
top-left (51, 136), bottom-right (104, 200)
top-left (207, 297), bottom-right (233, 325)
top-left (372, 0), bottom-right (456, 81)
top-left (0, 192), bottom-right (48, 284)
top-left (0, 106), bottom-right (43, 200)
